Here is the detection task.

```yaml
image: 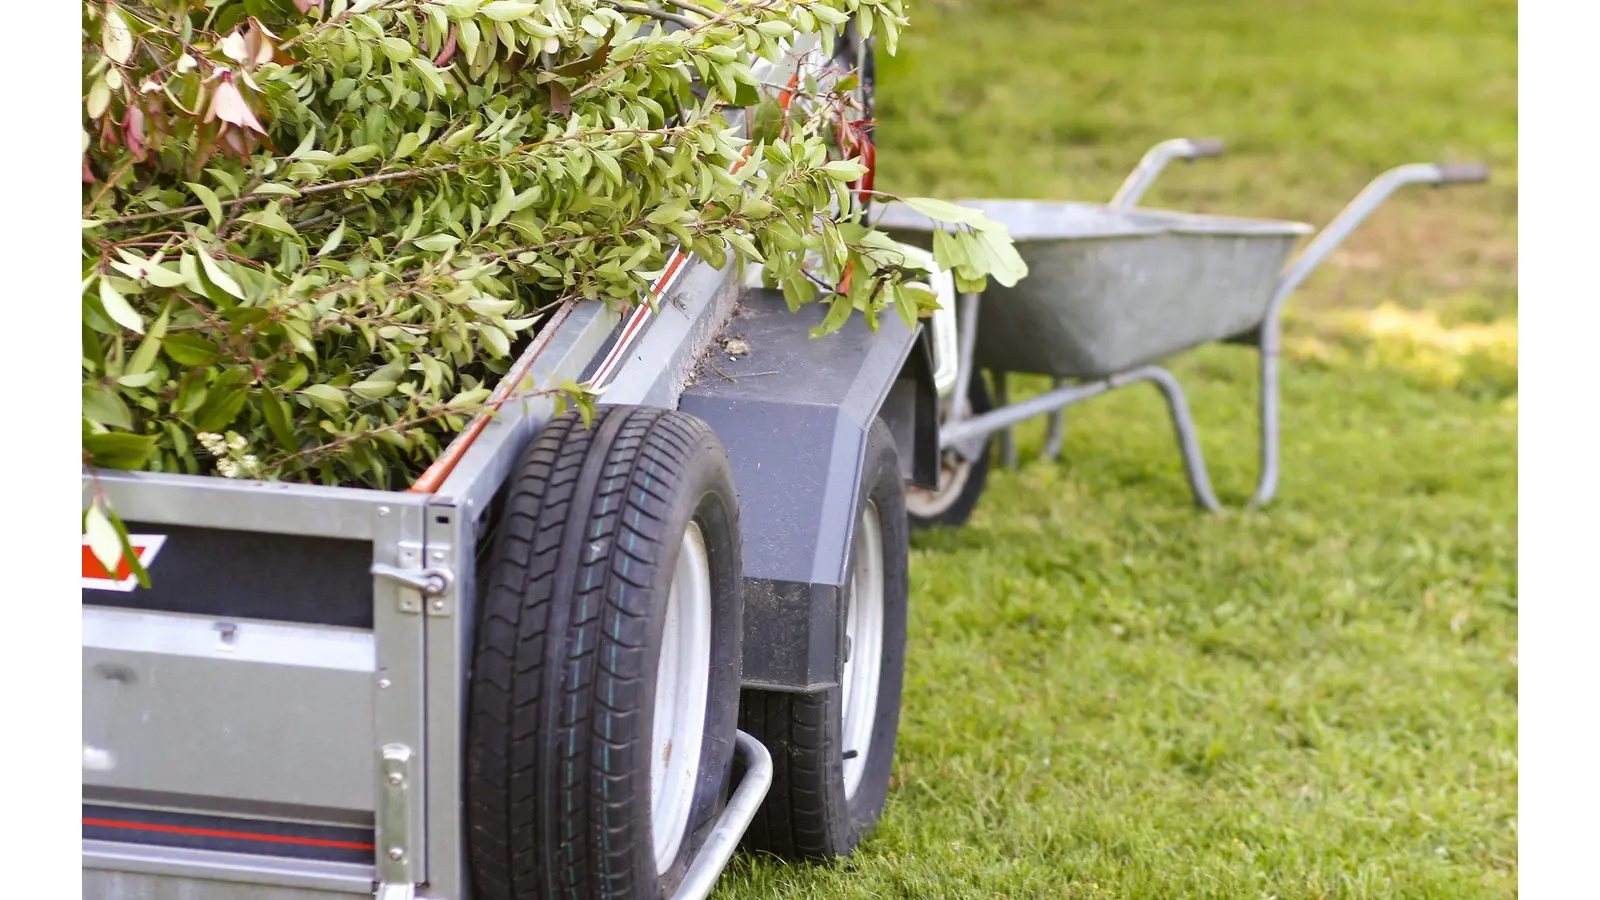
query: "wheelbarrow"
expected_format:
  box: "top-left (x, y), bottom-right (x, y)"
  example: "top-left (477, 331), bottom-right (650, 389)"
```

top-left (872, 137), bottom-right (1489, 522)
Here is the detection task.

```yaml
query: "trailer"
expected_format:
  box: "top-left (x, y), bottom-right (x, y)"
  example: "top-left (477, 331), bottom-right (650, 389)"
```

top-left (81, 27), bottom-right (952, 900)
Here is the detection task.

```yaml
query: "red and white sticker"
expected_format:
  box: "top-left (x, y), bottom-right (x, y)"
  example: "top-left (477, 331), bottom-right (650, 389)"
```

top-left (82, 535), bottom-right (166, 593)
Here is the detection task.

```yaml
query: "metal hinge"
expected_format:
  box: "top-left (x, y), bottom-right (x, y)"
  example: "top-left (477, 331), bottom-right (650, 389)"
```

top-left (375, 744), bottom-right (416, 900)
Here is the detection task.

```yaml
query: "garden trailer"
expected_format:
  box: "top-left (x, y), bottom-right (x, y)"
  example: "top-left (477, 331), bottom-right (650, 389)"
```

top-left (80, 28), bottom-right (955, 900)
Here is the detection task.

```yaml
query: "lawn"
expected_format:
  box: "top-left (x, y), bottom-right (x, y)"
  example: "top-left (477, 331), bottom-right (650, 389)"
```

top-left (719, 0), bottom-right (1518, 897)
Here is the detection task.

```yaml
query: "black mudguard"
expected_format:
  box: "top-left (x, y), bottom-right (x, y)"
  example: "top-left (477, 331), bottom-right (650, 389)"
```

top-left (679, 289), bottom-right (936, 692)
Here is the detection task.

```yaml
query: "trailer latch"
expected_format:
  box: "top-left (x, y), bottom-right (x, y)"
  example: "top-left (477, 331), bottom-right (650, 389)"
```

top-left (371, 563), bottom-right (453, 597)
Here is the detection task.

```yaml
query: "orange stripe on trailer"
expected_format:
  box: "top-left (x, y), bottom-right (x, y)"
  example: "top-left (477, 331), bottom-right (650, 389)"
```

top-left (407, 302), bottom-right (575, 494)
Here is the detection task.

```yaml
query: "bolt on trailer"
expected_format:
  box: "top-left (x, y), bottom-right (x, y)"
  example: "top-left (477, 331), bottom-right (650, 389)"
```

top-left (876, 139), bottom-right (1489, 526)
top-left (81, 27), bottom-right (949, 900)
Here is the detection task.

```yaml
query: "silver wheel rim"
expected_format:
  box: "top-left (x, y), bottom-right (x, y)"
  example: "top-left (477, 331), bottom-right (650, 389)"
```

top-left (840, 500), bottom-right (885, 800)
top-left (906, 395), bottom-right (977, 518)
top-left (651, 522), bottom-right (713, 874)
top-left (905, 453), bottom-right (974, 518)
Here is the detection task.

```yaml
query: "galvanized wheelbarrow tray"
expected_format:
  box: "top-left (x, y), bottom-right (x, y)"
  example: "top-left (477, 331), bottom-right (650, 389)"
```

top-left (875, 138), bottom-right (1488, 512)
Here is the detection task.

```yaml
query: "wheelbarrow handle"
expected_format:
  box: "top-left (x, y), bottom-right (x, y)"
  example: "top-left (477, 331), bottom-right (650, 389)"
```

top-left (1109, 136), bottom-right (1226, 209)
top-left (1434, 161), bottom-right (1490, 185)
top-left (1261, 160), bottom-right (1491, 350)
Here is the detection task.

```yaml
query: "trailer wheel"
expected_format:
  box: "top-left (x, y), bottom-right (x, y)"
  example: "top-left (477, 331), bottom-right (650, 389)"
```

top-left (738, 418), bottom-right (909, 859)
top-left (467, 406), bottom-right (743, 900)
top-left (907, 373), bottom-right (994, 529)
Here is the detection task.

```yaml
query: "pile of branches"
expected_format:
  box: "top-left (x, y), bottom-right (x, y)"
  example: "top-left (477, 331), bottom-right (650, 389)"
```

top-left (81, 0), bottom-right (1024, 559)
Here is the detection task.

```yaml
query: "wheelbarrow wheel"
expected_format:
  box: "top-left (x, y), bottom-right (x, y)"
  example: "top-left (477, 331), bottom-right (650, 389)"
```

top-left (466, 406), bottom-right (744, 900)
top-left (906, 373), bottom-right (994, 529)
top-left (737, 418), bottom-right (910, 860)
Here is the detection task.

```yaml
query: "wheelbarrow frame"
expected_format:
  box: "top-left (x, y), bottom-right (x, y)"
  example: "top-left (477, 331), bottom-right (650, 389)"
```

top-left (923, 139), bottom-right (1488, 510)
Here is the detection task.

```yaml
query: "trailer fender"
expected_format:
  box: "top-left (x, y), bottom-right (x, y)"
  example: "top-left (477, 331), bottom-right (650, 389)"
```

top-left (678, 288), bottom-right (934, 692)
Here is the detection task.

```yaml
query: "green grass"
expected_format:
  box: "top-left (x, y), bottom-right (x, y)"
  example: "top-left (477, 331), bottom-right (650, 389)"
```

top-left (718, 1), bottom-right (1517, 897)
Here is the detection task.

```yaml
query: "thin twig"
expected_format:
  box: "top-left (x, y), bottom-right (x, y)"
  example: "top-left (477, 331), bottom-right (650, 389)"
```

top-left (662, 0), bottom-right (717, 18)
top-left (101, 126), bottom-right (688, 226)
top-left (606, 2), bottom-right (699, 28)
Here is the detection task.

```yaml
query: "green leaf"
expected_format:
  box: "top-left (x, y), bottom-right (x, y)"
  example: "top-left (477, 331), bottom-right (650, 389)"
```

top-left (250, 183), bottom-right (303, 199)
top-left (261, 390), bottom-right (298, 450)
top-left (105, 502), bottom-right (151, 588)
top-left (126, 304), bottom-right (171, 377)
top-left (197, 249), bottom-right (247, 300)
top-left (318, 220), bottom-right (348, 257)
top-left (409, 57), bottom-right (447, 96)
top-left (393, 130), bottom-right (423, 160)
top-left (83, 384), bottom-right (133, 430)
top-left (162, 334), bottom-right (218, 367)
top-left (975, 225), bottom-right (1029, 287)
top-left (448, 386), bottom-right (492, 408)
top-left (414, 233), bottom-right (460, 252)
top-left (903, 197), bottom-right (987, 227)
top-left (97, 278), bottom-right (145, 334)
top-left (380, 36), bottom-right (415, 61)
top-left (821, 159), bottom-right (869, 182)
top-left (84, 501), bottom-right (125, 575)
top-left (480, 1), bottom-right (538, 22)
top-left (350, 378), bottom-right (398, 400)
top-left (84, 432), bottom-right (158, 469)
top-left (480, 324), bottom-right (511, 357)
top-left (195, 387), bottom-right (249, 432)
top-left (301, 384), bottom-right (349, 415)
top-left (488, 169), bottom-right (515, 228)
top-left (101, 5), bottom-right (134, 64)
top-left (810, 293), bottom-right (855, 338)
top-left (186, 182), bottom-right (224, 226)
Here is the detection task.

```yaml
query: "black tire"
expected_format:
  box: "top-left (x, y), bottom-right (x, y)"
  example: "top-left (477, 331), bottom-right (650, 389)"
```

top-left (906, 373), bottom-right (994, 529)
top-left (466, 406), bottom-right (744, 900)
top-left (737, 418), bottom-right (910, 860)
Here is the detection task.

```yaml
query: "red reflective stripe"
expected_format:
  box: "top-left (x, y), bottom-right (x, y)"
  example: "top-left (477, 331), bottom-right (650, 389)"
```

top-left (82, 817), bottom-right (375, 852)
top-left (83, 545), bottom-right (140, 581)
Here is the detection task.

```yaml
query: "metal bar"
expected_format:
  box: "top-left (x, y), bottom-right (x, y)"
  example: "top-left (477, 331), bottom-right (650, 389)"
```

top-left (671, 731), bottom-right (774, 900)
top-left (85, 469), bottom-right (414, 541)
top-left (600, 256), bottom-right (742, 408)
top-left (993, 372), bottom-right (1017, 469)
top-left (421, 500), bottom-right (471, 900)
top-left (1108, 137), bottom-right (1226, 210)
top-left (1248, 160), bottom-right (1486, 507)
top-left (1250, 348), bottom-right (1284, 508)
top-left (433, 300), bottom-right (620, 510)
top-left (939, 366), bottom-right (1222, 511)
top-left (940, 378), bottom-right (1114, 449)
top-left (370, 505), bottom-right (428, 888)
top-left (83, 840), bottom-right (376, 895)
top-left (1265, 163), bottom-right (1468, 334)
top-left (948, 292), bottom-right (982, 430)
top-left (1139, 366), bottom-right (1223, 512)
top-left (1042, 378), bottom-right (1067, 461)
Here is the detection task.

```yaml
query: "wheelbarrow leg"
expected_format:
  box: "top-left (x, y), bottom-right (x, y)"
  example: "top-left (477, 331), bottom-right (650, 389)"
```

top-left (1115, 366), bottom-right (1223, 513)
top-left (1042, 380), bottom-right (1067, 462)
top-left (992, 372), bottom-right (1018, 469)
top-left (1243, 160), bottom-right (1489, 508)
top-left (1249, 344), bottom-right (1283, 508)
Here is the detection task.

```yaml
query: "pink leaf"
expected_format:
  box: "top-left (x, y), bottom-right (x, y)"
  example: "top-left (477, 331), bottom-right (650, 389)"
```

top-left (123, 104), bottom-right (147, 162)
top-left (294, 0), bottom-right (322, 13)
top-left (205, 74), bottom-right (267, 135)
